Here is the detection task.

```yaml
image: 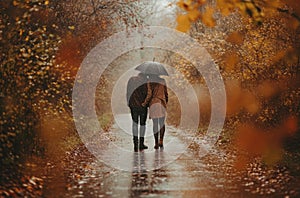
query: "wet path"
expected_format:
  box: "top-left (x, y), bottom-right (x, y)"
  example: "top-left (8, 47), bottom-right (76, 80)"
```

top-left (40, 114), bottom-right (299, 197)
top-left (54, 114), bottom-right (230, 197)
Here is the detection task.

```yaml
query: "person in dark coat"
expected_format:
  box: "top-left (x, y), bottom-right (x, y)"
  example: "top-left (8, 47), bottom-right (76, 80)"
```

top-left (127, 73), bottom-right (149, 152)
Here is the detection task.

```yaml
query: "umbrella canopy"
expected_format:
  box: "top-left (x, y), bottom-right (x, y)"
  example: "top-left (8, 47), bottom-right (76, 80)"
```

top-left (135, 61), bottom-right (169, 76)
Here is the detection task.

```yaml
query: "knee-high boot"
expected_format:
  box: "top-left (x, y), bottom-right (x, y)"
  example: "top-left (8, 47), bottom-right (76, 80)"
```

top-left (154, 134), bottom-right (159, 149)
top-left (159, 126), bottom-right (165, 147)
top-left (139, 137), bottom-right (148, 150)
top-left (133, 136), bottom-right (138, 152)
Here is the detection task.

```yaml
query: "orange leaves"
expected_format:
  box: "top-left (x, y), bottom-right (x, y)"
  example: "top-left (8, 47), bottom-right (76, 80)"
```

top-left (226, 31), bottom-right (244, 45)
top-left (225, 80), bottom-right (243, 116)
top-left (263, 0), bottom-right (283, 17)
top-left (270, 47), bottom-right (294, 64)
top-left (242, 91), bottom-right (260, 114)
top-left (176, 0), bottom-right (216, 32)
top-left (285, 0), bottom-right (300, 19)
top-left (177, 0), bottom-right (206, 11)
top-left (234, 115), bottom-right (299, 169)
top-left (188, 8), bottom-right (201, 21)
top-left (177, 0), bottom-right (193, 10)
top-left (283, 116), bottom-right (298, 135)
top-left (225, 80), bottom-right (260, 116)
top-left (176, 6), bottom-right (201, 32)
top-left (55, 35), bottom-right (82, 76)
top-left (176, 0), bottom-right (300, 31)
top-left (262, 147), bottom-right (284, 166)
top-left (235, 124), bottom-right (268, 155)
top-left (176, 0), bottom-right (202, 32)
top-left (176, 14), bottom-right (191, 32)
top-left (265, 0), bottom-right (283, 9)
top-left (201, 6), bottom-right (216, 27)
top-left (234, 123), bottom-right (281, 169)
top-left (222, 32), bottom-right (244, 72)
top-left (257, 80), bottom-right (279, 99)
top-left (285, 17), bottom-right (300, 30)
top-left (216, 0), bottom-right (235, 16)
top-left (222, 52), bottom-right (239, 72)
top-left (269, 47), bottom-right (300, 70)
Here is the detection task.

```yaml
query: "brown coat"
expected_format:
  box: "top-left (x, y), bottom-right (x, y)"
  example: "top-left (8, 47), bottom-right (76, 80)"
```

top-left (143, 78), bottom-right (168, 118)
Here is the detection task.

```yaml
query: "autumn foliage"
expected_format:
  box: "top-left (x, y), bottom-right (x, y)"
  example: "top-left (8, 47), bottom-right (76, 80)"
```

top-left (0, 1), bottom-right (300, 195)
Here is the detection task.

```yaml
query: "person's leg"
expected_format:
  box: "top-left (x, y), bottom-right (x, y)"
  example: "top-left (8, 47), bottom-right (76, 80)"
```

top-left (130, 108), bottom-right (139, 152)
top-left (139, 107), bottom-right (147, 137)
top-left (158, 117), bottom-right (165, 147)
top-left (153, 118), bottom-right (159, 149)
top-left (139, 107), bottom-right (148, 150)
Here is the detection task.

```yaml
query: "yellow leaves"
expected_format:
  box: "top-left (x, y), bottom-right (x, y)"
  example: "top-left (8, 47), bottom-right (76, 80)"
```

top-left (265, 0), bottom-right (283, 9)
top-left (201, 6), bottom-right (216, 27)
top-left (176, 0), bottom-right (215, 32)
top-left (177, 0), bottom-right (206, 11)
top-left (271, 47), bottom-right (299, 66)
top-left (188, 8), bottom-right (201, 21)
top-left (237, 1), bottom-right (264, 24)
top-left (217, 0), bottom-right (270, 25)
top-left (176, 14), bottom-right (191, 32)
top-left (226, 31), bottom-right (244, 45)
top-left (264, 0), bottom-right (283, 16)
top-left (271, 48), bottom-right (290, 64)
top-left (216, 0), bottom-right (235, 16)
top-left (13, 0), bottom-right (19, 6)
top-left (197, 0), bottom-right (206, 5)
top-left (176, 0), bottom-right (273, 31)
top-left (176, 0), bottom-right (203, 32)
top-left (177, 0), bottom-right (193, 10)
top-left (68, 26), bottom-right (75, 30)
top-left (19, 29), bottom-right (24, 36)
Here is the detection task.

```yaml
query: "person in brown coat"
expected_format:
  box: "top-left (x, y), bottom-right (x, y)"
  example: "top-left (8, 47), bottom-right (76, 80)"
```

top-left (142, 74), bottom-right (168, 149)
top-left (127, 73), bottom-right (149, 152)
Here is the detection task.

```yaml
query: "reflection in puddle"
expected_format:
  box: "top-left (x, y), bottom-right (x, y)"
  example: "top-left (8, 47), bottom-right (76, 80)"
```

top-left (130, 150), bottom-right (169, 197)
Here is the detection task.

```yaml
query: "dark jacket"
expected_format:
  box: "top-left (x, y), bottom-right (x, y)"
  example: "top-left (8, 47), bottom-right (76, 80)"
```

top-left (126, 74), bottom-right (148, 108)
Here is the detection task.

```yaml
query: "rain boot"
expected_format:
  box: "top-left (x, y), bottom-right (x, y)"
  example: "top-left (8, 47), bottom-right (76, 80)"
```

top-left (154, 134), bottom-right (159, 149)
top-left (159, 127), bottom-right (165, 148)
top-left (139, 137), bottom-right (148, 150)
top-left (133, 136), bottom-right (138, 152)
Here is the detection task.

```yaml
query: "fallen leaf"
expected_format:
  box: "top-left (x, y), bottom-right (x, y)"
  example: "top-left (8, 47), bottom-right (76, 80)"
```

top-left (201, 6), bottom-right (216, 27)
top-left (176, 14), bottom-right (191, 32)
top-left (226, 31), bottom-right (244, 45)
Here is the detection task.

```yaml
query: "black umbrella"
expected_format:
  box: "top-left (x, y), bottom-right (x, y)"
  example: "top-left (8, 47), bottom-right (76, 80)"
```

top-left (135, 61), bottom-right (169, 76)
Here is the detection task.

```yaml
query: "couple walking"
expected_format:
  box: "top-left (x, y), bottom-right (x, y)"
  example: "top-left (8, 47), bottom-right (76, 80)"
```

top-left (126, 61), bottom-right (168, 152)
